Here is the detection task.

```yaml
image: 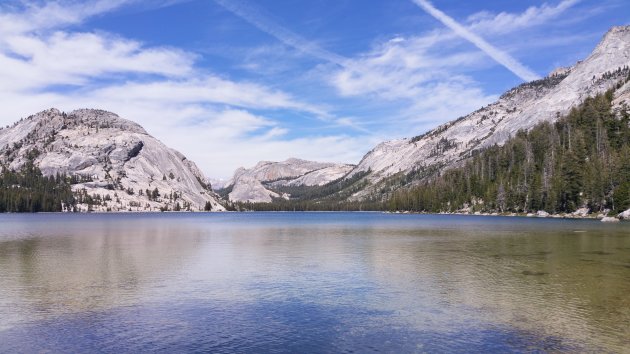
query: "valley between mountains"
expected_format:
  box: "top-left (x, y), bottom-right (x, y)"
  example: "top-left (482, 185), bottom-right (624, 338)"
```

top-left (1, 26), bottom-right (630, 219)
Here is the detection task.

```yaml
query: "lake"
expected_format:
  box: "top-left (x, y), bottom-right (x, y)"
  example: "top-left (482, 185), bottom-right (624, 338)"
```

top-left (0, 212), bottom-right (628, 353)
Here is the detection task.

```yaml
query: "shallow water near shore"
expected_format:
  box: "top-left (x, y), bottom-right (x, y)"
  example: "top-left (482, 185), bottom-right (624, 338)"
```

top-left (0, 212), bottom-right (629, 352)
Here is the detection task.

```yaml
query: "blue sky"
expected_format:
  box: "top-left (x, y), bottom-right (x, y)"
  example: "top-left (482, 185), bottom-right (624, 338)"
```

top-left (0, 0), bottom-right (628, 177)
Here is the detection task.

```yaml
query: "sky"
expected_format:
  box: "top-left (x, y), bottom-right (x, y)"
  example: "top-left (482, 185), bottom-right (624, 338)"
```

top-left (0, 0), bottom-right (628, 178)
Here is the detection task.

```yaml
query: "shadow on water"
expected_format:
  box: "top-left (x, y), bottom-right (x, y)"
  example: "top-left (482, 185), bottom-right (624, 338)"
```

top-left (581, 250), bottom-right (614, 255)
top-left (521, 270), bottom-right (549, 276)
top-left (0, 299), bottom-right (583, 353)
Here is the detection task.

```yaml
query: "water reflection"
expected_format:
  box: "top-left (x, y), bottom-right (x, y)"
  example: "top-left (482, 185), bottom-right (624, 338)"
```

top-left (0, 213), bottom-right (628, 352)
top-left (0, 215), bottom-right (211, 327)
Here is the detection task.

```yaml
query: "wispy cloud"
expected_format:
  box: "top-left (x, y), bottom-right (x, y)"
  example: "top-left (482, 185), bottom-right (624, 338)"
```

top-left (412, 0), bottom-right (541, 81)
top-left (0, 0), bottom-right (134, 35)
top-left (466, 0), bottom-right (581, 34)
top-left (213, 0), bottom-right (347, 66)
top-left (212, 0), bottom-right (568, 127)
top-left (0, 32), bottom-right (194, 91)
top-left (88, 77), bottom-right (327, 115)
top-left (211, 0), bottom-right (498, 132)
top-left (325, 0), bottom-right (583, 129)
top-left (0, 1), bottom-right (330, 115)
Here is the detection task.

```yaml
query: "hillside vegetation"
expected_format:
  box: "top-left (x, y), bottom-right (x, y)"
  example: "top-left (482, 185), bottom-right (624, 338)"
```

top-left (0, 158), bottom-right (75, 212)
top-left (388, 86), bottom-right (630, 215)
top-left (234, 170), bottom-right (382, 211)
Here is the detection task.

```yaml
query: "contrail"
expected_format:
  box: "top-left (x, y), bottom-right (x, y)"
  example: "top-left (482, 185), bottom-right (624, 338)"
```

top-left (214, 0), bottom-right (541, 83)
top-left (412, 0), bottom-right (541, 82)
top-left (213, 0), bottom-right (348, 67)
top-left (214, 0), bottom-right (372, 130)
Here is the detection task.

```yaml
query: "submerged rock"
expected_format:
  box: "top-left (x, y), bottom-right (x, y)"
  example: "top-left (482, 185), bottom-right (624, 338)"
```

top-left (522, 270), bottom-right (549, 276)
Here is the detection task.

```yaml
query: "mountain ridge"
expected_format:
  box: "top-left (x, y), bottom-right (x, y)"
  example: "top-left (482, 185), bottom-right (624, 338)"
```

top-left (345, 25), bottom-right (630, 199)
top-left (3, 26), bottom-right (629, 211)
top-left (0, 108), bottom-right (225, 212)
top-left (225, 25), bottom-right (630, 207)
top-left (222, 158), bottom-right (355, 203)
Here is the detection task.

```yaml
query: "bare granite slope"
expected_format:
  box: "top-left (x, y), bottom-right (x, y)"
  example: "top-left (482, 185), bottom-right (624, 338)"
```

top-left (0, 108), bottom-right (225, 211)
top-left (225, 158), bottom-right (354, 203)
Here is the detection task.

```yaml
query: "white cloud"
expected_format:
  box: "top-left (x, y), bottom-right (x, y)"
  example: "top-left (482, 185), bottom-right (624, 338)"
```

top-left (0, 0), bottom-right (134, 35)
top-left (331, 37), bottom-right (486, 99)
top-left (202, 109), bottom-right (276, 138)
top-left (88, 77), bottom-right (325, 114)
top-left (466, 0), bottom-right (581, 35)
top-left (403, 78), bottom-right (498, 124)
top-left (213, 0), bottom-right (574, 132)
top-left (210, 0), bottom-right (500, 140)
top-left (0, 31), bottom-right (194, 91)
top-left (324, 0), bottom-right (582, 128)
top-left (324, 34), bottom-right (495, 130)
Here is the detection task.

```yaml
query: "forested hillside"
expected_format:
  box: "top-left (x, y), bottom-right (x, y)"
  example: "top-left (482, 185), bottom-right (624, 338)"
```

top-left (388, 87), bottom-right (630, 215)
top-left (0, 158), bottom-right (75, 212)
top-left (0, 108), bottom-right (226, 212)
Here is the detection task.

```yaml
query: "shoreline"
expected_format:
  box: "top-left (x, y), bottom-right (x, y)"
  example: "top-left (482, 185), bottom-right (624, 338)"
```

top-left (385, 210), bottom-right (629, 222)
top-left (1, 209), bottom-right (629, 222)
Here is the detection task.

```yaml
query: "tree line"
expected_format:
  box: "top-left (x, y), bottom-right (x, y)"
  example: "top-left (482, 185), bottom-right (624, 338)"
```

top-left (3, 80), bottom-right (628, 214)
top-left (388, 88), bottom-right (630, 214)
top-left (0, 160), bottom-right (75, 212)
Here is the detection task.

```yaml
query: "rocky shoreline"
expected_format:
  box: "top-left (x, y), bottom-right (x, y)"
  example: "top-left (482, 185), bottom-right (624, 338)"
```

top-left (387, 207), bottom-right (630, 223)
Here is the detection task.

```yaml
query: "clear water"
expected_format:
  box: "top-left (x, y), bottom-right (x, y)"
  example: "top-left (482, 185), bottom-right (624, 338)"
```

top-left (0, 212), bottom-right (628, 353)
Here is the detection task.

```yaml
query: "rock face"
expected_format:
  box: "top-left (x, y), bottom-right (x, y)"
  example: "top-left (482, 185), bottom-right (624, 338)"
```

top-left (601, 216), bottom-right (620, 223)
top-left (348, 26), bottom-right (630, 199)
top-left (0, 108), bottom-right (225, 211)
top-left (612, 79), bottom-right (630, 112)
top-left (224, 158), bottom-right (354, 203)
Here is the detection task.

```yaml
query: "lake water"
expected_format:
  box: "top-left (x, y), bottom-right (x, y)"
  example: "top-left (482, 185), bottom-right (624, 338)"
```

top-left (0, 212), bottom-right (628, 353)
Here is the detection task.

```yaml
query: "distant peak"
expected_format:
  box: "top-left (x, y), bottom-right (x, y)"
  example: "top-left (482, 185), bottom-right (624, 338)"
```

top-left (284, 157), bottom-right (308, 164)
top-left (254, 161), bottom-right (274, 168)
top-left (32, 108), bottom-right (121, 119)
top-left (34, 108), bottom-right (62, 116)
top-left (25, 107), bottom-right (148, 135)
